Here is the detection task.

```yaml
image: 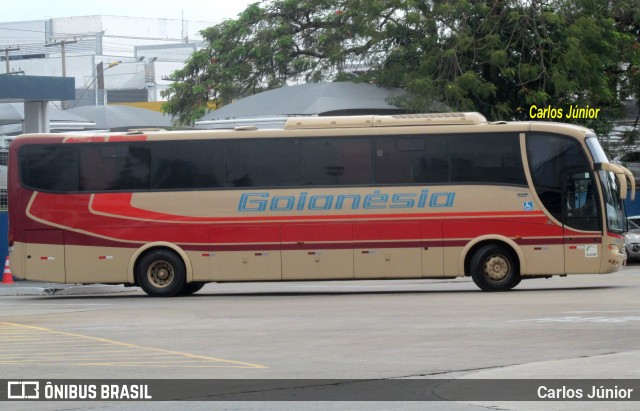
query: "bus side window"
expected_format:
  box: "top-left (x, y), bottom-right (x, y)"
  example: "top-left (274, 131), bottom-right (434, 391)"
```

top-left (79, 144), bottom-right (150, 191)
top-left (224, 139), bottom-right (300, 187)
top-left (449, 134), bottom-right (525, 185)
top-left (20, 145), bottom-right (80, 192)
top-left (375, 136), bottom-right (449, 184)
top-left (300, 138), bottom-right (372, 185)
top-left (151, 140), bottom-right (224, 189)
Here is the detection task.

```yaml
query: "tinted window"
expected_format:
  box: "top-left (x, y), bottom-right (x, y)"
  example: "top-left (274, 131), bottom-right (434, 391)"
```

top-left (449, 134), bottom-right (525, 184)
top-left (79, 143), bottom-right (150, 191)
top-left (300, 138), bottom-right (372, 185)
top-left (20, 145), bottom-right (79, 192)
top-left (375, 136), bottom-right (449, 184)
top-left (20, 133), bottom-right (527, 193)
top-left (151, 140), bottom-right (223, 189)
top-left (224, 139), bottom-right (300, 187)
top-left (564, 171), bottom-right (600, 231)
top-left (375, 133), bottom-right (525, 186)
top-left (527, 133), bottom-right (591, 222)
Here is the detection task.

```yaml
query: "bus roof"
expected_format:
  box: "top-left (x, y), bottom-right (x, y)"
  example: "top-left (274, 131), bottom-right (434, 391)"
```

top-left (13, 112), bottom-right (595, 142)
top-left (284, 112), bottom-right (488, 129)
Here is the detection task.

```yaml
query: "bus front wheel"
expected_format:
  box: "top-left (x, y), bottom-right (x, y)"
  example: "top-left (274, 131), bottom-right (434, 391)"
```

top-left (470, 244), bottom-right (521, 291)
top-left (136, 250), bottom-right (186, 297)
top-left (180, 282), bottom-right (206, 296)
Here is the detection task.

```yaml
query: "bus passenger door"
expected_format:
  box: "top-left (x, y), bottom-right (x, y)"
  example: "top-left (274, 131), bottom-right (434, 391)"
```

top-left (562, 171), bottom-right (603, 274)
top-left (24, 230), bottom-right (66, 283)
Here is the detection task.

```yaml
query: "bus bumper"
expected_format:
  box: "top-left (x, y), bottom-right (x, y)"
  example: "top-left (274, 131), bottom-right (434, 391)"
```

top-left (602, 239), bottom-right (626, 273)
top-left (8, 242), bottom-right (25, 280)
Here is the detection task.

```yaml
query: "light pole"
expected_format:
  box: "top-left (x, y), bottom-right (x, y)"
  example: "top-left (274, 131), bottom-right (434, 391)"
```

top-left (94, 61), bottom-right (120, 106)
top-left (70, 60), bottom-right (121, 108)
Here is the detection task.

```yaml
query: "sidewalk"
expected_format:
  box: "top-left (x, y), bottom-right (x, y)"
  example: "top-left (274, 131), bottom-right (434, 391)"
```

top-left (0, 280), bottom-right (138, 296)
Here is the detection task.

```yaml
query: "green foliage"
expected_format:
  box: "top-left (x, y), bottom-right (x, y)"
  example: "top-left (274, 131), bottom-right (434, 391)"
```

top-left (162, 0), bottom-right (640, 137)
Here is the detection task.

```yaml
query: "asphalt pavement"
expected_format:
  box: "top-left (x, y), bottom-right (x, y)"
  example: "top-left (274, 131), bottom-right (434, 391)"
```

top-left (0, 279), bottom-right (135, 296)
top-left (2, 271), bottom-right (639, 410)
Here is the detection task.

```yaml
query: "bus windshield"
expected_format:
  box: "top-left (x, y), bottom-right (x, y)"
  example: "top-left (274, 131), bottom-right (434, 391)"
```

top-left (586, 137), bottom-right (626, 232)
top-left (599, 170), bottom-right (626, 232)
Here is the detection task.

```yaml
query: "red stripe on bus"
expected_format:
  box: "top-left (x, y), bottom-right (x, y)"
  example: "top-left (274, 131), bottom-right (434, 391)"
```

top-left (564, 237), bottom-right (602, 244)
top-left (21, 224), bottom-right (599, 252)
top-left (22, 191), bottom-right (602, 248)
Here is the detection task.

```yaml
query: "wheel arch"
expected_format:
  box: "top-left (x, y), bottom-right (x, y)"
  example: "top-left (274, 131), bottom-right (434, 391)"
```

top-left (460, 235), bottom-right (526, 276)
top-left (128, 242), bottom-right (193, 285)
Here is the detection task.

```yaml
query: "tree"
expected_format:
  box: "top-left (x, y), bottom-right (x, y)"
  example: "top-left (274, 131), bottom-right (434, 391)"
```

top-left (162, 0), bottom-right (640, 139)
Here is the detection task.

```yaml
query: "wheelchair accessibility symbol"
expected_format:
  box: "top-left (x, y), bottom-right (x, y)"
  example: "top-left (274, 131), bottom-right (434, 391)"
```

top-left (523, 201), bottom-right (534, 211)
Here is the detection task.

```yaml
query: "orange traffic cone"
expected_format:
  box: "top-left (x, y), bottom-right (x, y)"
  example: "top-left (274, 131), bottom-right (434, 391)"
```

top-left (2, 257), bottom-right (14, 284)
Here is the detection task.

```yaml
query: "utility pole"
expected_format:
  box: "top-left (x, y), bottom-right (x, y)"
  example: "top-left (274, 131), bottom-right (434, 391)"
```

top-left (45, 39), bottom-right (77, 77)
top-left (45, 39), bottom-right (77, 108)
top-left (2, 46), bottom-right (20, 74)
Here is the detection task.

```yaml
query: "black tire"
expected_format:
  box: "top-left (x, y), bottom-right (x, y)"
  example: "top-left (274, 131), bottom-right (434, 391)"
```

top-left (136, 250), bottom-right (186, 297)
top-left (180, 282), bottom-right (206, 296)
top-left (625, 247), bottom-right (635, 264)
top-left (470, 244), bottom-right (521, 291)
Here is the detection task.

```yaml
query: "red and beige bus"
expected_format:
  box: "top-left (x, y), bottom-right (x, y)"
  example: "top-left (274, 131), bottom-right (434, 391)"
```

top-left (7, 112), bottom-right (634, 296)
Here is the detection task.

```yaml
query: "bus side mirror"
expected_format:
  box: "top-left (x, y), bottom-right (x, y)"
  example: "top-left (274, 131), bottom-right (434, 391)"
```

top-left (618, 165), bottom-right (636, 201)
top-left (598, 163), bottom-right (635, 201)
top-left (618, 174), bottom-right (628, 200)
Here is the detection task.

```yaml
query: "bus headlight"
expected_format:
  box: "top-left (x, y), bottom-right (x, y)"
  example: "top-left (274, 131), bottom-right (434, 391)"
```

top-left (608, 244), bottom-right (623, 254)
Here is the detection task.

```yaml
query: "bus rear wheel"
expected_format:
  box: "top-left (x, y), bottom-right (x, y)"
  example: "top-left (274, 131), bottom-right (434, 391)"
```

top-left (136, 250), bottom-right (186, 297)
top-left (470, 244), bottom-right (521, 291)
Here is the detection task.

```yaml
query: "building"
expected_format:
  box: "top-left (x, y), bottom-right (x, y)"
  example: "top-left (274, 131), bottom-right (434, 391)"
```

top-left (0, 15), bottom-right (218, 107)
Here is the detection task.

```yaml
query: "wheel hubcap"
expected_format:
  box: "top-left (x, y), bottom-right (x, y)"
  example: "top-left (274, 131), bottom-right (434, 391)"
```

top-left (147, 260), bottom-right (174, 288)
top-left (484, 255), bottom-right (510, 281)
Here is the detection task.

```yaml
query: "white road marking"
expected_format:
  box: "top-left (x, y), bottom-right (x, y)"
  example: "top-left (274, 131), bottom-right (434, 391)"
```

top-left (510, 316), bottom-right (640, 323)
